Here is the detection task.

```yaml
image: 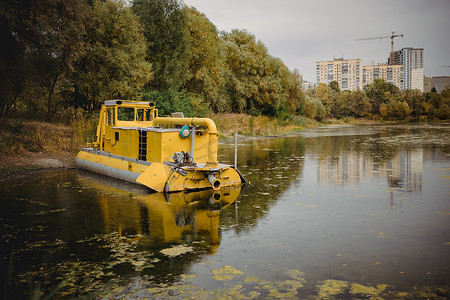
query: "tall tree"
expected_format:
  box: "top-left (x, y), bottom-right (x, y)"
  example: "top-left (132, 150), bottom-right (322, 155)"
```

top-left (315, 83), bottom-right (337, 117)
top-left (0, 11), bottom-right (25, 116)
top-left (394, 89), bottom-right (425, 117)
top-left (348, 90), bottom-right (371, 117)
top-left (222, 29), bottom-right (265, 113)
top-left (222, 29), bottom-right (292, 116)
top-left (132, 0), bottom-right (188, 91)
top-left (183, 7), bottom-right (226, 111)
top-left (329, 80), bottom-right (340, 93)
top-left (364, 79), bottom-right (399, 115)
top-left (72, 0), bottom-right (152, 109)
top-left (0, 0), bottom-right (89, 119)
top-left (286, 69), bottom-right (305, 115)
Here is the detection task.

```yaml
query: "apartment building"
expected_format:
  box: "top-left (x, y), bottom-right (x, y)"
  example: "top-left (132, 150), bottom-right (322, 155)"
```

top-left (316, 58), bottom-right (362, 91)
top-left (302, 81), bottom-right (317, 90)
top-left (389, 47), bottom-right (424, 91)
top-left (424, 76), bottom-right (450, 93)
top-left (316, 49), bottom-right (424, 91)
top-left (362, 64), bottom-right (403, 90)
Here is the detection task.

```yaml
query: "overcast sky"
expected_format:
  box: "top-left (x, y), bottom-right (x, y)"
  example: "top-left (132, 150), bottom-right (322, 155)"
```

top-left (182, 0), bottom-right (450, 82)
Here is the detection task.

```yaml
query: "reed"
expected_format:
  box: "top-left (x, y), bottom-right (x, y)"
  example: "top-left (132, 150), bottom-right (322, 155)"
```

top-left (0, 120), bottom-right (50, 154)
top-left (69, 114), bottom-right (98, 151)
top-left (0, 109), bottom-right (97, 156)
top-left (211, 113), bottom-right (313, 137)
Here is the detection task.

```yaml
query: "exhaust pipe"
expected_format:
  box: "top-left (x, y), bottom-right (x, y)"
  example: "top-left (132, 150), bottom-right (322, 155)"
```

top-left (207, 173), bottom-right (221, 190)
top-left (209, 191), bottom-right (221, 204)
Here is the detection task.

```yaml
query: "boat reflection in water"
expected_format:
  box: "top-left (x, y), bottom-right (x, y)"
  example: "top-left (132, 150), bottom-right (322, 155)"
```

top-left (77, 171), bottom-right (242, 250)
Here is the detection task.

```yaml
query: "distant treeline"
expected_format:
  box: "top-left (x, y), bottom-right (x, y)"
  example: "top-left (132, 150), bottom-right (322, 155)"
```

top-left (308, 80), bottom-right (450, 121)
top-left (1, 0), bottom-right (449, 122)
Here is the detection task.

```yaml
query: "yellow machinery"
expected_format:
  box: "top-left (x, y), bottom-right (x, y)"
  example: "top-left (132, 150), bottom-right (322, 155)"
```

top-left (76, 100), bottom-right (246, 192)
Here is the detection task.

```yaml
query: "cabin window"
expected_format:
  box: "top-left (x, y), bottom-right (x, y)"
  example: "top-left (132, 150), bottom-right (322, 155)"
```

top-left (137, 109), bottom-right (145, 121)
top-left (112, 108), bottom-right (116, 125)
top-left (106, 108), bottom-right (116, 125)
top-left (117, 107), bottom-right (135, 121)
top-left (145, 109), bottom-right (153, 121)
top-left (107, 109), bottom-right (112, 125)
top-left (136, 109), bottom-right (153, 121)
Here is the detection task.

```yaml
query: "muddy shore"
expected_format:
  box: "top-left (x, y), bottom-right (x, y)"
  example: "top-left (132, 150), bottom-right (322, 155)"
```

top-left (0, 151), bottom-right (76, 181)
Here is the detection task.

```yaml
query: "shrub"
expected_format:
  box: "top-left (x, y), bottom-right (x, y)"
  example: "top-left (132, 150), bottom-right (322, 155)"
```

top-left (142, 89), bottom-right (211, 117)
top-left (437, 104), bottom-right (450, 120)
top-left (386, 100), bottom-right (411, 119)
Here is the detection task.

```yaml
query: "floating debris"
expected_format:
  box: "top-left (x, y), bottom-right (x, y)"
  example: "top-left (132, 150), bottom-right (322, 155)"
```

top-left (179, 274), bottom-right (197, 282)
top-left (284, 269), bottom-right (305, 281)
top-left (211, 265), bottom-right (244, 275)
top-left (211, 265), bottom-right (244, 281)
top-left (317, 279), bottom-right (349, 299)
top-left (350, 283), bottom-right (388, 297)
top-left (160, 245), bottom-right (193, 257)
top-left (212, 274), bottom-right (235, 281)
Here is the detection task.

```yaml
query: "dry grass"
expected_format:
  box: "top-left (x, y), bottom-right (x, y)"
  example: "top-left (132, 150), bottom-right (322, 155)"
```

top-left (0, 116), bottom-right (98, 176)
top-left (210, 113), bottom-right (315, 137)
top-left (0, 116), bottom-right (97, 155)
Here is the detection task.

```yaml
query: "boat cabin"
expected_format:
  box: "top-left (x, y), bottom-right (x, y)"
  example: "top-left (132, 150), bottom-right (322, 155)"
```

top-left (93, 100), bottom-right (219, 166)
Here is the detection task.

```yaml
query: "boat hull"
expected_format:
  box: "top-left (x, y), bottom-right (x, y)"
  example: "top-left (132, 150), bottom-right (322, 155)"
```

top-left (76, 148), bottom-right (244, 192)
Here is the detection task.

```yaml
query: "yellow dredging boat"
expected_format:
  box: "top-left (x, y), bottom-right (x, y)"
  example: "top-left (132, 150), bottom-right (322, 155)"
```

top-left (76, 100), bottom-right (247, 192)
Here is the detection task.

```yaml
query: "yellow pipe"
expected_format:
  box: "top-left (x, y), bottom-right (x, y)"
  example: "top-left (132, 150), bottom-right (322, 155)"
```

top-left (153, 117), bottom-right (218, 134)
top-left (153, 117), bottom-right (218, 164)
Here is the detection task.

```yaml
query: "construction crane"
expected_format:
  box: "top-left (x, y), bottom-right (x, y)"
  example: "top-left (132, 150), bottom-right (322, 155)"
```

top-left (356, 31), bottom-right (404, 64)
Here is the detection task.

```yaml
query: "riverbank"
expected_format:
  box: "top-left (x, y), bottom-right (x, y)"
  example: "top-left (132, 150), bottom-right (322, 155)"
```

top-left (0, 151), bottom-right (76, 179)
top-left (0, 115), bottom-right (436, 179)
top-left (1, 114), bottom-right (316, 178)
top-left (0, 119), bottom-right (79, 180)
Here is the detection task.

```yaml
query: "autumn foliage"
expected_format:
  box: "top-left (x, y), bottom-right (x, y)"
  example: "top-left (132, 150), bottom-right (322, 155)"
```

top-left (0, 0), bottom-right (448, 122)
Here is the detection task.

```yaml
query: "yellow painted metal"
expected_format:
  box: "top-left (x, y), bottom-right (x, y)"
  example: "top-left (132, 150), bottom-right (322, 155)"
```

top-left (136, 162), bottom-right (172, 192)
top-left (146, 130), bottom-right (209, 163)
top-left (153, 117), bottom-right (218, 164)
top-left (163, 166), bottom-right (242, 192)
top-left (78, 100), bottom-right (246, 192)
top-left (77, 149), bottom-right (243, 192)
top-left (107, 128), bottom-right (139, 159)
top-left (95, 101), bottom-right (158, 157)
top-left (153, 117), bottom-right (218, 134)
top-left (94, 102), bottom-right (217, 164)
top-left (76, 150), bottom-right (148, 174)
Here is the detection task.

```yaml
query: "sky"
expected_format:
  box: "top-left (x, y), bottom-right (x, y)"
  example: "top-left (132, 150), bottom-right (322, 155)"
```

top-left (182, 0), bottom-right (450, 82)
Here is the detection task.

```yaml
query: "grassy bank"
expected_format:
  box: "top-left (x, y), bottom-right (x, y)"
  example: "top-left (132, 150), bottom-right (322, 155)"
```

top-left (211, 113), bottom-right (318, 138)
top-left (0, 116), bottom-right (97, 177)
top-left (0, 113), bottom-right (359, 177)
top-left (0, 113), bottom-right (317, 156)
top-left (0, 118), bottom-right (97, 155)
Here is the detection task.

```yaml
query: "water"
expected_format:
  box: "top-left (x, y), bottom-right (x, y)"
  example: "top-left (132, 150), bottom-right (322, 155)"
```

top-left (1, 123), bottom-right (449, 299)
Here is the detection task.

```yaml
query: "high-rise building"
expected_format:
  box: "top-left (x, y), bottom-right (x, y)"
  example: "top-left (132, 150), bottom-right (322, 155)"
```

top-left (362, 64), bottom-right (403, 89)
top-left (316, 58), bottom-right (362, 91)
top-left (424, 76), bottom-right (450, 93)
top-left (389, 47), bottom-right (424, 91)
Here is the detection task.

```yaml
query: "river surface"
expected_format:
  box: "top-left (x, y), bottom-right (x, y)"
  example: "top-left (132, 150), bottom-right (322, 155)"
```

top-left (1, 123), bottom-right (449, 299)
